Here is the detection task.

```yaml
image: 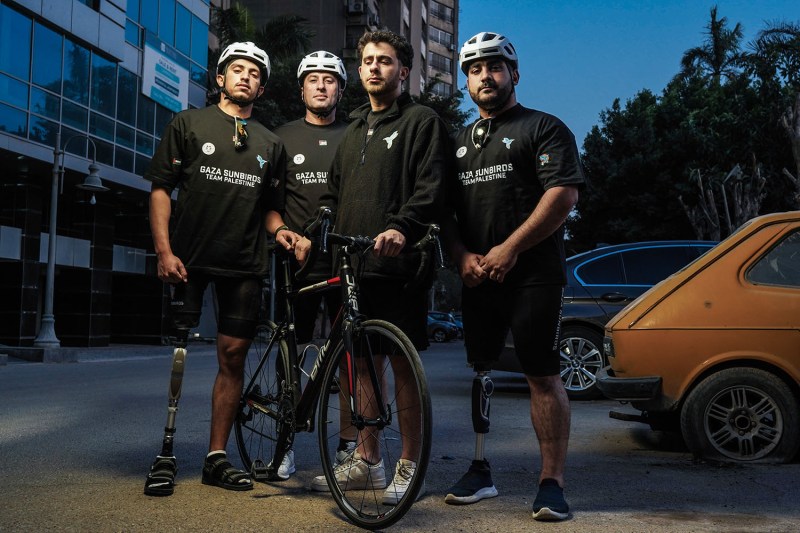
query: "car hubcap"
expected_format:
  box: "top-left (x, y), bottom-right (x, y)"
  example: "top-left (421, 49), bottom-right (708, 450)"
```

top-left (704, 385), bottom-right (783, 460)
top-left (559, 336), bottom-right (603, 392)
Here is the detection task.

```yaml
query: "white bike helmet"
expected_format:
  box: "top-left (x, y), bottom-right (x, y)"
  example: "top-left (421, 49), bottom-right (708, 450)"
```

top-left (217, 41), bottom-right (271, 85)
top-left (459, 32), bottom-right (518, 74)
top-left (297, 51), bottom-right (347, 85)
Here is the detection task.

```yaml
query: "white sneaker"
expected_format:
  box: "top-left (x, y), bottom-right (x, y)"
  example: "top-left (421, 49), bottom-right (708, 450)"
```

top-left (334, 441), bottom-right (357, 467)
top-left (383, 458), bottom-right (425, 505)
top-left (277, 450), bottom-right (295, 480)
top-left (310, 452), bottom-right (386, 492)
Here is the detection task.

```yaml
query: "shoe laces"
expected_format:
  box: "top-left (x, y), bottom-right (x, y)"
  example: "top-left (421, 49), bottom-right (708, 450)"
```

top-left (394, 460), bottom-right (416, 483)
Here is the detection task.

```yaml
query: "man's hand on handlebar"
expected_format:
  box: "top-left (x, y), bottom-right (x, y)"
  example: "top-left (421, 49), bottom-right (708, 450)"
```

top-left (373, 229), bottom-right (406, 257)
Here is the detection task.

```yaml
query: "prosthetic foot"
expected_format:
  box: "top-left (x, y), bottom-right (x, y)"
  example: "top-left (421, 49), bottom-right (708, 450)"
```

top-left (144, 333), bottom-right (188, 496)
top-left (444, 369), bottom-right (499, 504)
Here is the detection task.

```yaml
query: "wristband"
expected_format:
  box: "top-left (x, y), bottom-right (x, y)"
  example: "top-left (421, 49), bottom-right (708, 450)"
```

top-left (274, 224), bottom-right (289, 237)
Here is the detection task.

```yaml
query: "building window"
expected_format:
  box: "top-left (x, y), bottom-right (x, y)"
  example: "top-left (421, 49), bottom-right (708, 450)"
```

top-left (429, 52), bottom-right (452, 73)
top-left (429, 27), bottom-right (453, 49)
top-left (33, 22), bottom-right (63, 93)
top-left (430, 1), bottom-right (454, 24)
top-left (431, 81), bottom-right (452, 97)
top-left (63, 38), bottom-right (90, 106)
top-left (0, 3), bottom-right (32, 81)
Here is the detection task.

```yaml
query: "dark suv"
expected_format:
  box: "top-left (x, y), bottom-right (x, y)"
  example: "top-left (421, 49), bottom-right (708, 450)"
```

top-left (495, 241), bottom-right (716, 399)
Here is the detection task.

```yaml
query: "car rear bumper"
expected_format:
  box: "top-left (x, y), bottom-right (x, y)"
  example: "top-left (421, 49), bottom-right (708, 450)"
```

top-left (596, 366), bottom-right (662, 401)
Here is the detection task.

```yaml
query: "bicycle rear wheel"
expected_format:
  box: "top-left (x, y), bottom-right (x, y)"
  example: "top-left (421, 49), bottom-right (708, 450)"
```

top-left (318, 319), bottom-right (432, 530)
top-left (234, 322), bottom-right (292, 480)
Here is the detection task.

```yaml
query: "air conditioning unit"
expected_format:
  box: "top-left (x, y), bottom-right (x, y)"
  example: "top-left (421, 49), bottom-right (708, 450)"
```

top-left (348, 1), bottom-right (364, 14)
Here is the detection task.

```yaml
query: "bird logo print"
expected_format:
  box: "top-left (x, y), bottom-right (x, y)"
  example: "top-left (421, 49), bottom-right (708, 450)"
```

top-left (383, 131), bottom-right (399, 149)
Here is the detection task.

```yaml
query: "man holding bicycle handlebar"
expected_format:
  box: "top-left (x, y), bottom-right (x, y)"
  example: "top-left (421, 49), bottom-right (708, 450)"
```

top-left (271, 51), bottom-right (355, 480)
top-left (298, 30), bottom-right (450, 504)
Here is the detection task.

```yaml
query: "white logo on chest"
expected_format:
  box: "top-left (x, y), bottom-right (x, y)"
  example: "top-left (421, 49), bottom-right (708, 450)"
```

top-left (383, 131), bottom-right (399, 149)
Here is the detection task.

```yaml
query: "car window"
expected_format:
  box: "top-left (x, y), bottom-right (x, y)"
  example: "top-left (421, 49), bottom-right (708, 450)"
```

top-left (621, 247), bottom-right (696, 285)
top-left (575, 254), bottom-right (624, 284)
top-left (747, 229), bottom-right (800, 287)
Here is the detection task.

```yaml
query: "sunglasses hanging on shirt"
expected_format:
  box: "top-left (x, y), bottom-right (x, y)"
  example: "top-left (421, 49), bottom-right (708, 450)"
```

top-left (471, 117), bottom-right (492, 152)
top-left (234, 116), bottom-right (248, 151)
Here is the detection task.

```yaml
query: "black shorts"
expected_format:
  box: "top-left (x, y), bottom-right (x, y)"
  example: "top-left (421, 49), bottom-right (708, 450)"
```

top-left (288, 280), bottom-right (342, 344)
top-left (170, 275), bottom-right (262, 340)
top-left (462, 282), bottom-right (564, 376)
top-left (358, 279), bottom-right (429, 351)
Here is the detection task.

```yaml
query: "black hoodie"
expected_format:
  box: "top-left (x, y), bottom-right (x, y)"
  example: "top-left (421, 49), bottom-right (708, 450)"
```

top-left (321, 92), bottom-right (451, 280)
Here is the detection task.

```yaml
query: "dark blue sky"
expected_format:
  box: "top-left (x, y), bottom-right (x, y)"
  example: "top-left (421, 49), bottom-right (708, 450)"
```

top-left (457, 0), bottom-right (797, 148)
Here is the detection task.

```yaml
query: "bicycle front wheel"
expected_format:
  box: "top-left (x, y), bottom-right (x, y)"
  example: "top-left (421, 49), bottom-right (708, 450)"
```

top-left (318, 319), bottom-right (432, 530)
top-left (234, 322), bottom-right (292, 479)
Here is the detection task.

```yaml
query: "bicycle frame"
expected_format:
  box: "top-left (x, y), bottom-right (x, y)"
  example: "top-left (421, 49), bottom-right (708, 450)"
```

top-left (241, 243), bottom-right (388, 481)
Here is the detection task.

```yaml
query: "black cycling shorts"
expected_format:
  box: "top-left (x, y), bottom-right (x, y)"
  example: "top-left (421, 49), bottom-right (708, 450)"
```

top-left (357, 279), bottom-right (429, 351)
top-left (170, 275), bottom-right (262, 340)
top-left (462, 282), bottom-right (564, 376)
top-left (282, 280), bottom-right (342, 344)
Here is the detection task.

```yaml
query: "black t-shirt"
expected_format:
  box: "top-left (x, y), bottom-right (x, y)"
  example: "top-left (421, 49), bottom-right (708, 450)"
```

top-left (451, 104), bottom-right (586, 286)
top-left (144, 105), bottom-right (286, 278)
top-left (274, 118), bottom-right (347, 279)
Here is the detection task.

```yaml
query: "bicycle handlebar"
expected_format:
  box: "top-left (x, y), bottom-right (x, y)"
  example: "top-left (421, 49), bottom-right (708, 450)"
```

top-left (294, 206), bottom-right (443, 285)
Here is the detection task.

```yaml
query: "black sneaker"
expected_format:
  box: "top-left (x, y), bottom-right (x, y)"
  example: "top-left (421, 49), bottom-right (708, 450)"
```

top-left (444, 459), bottom-right (499, 505)
top-left (532, 478), bottom-right (569, 521)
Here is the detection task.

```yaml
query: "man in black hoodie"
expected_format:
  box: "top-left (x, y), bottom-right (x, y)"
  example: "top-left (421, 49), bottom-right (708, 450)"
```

top-left (300, 30), bottom-right (449, 504)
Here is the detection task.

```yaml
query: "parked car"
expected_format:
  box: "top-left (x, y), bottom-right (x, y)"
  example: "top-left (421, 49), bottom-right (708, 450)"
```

top-left (427, 313), bottom-right (459, 343)
top-left (597, 211), bottom-right (800, 463)
top-left (429, 311), bottom-right (463, 338)
top-left (496, 240), bottom-right (716, 399)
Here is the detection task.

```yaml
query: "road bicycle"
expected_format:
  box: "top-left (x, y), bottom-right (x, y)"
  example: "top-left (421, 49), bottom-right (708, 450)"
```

top-left (234, 207), bottom-right (439, 529)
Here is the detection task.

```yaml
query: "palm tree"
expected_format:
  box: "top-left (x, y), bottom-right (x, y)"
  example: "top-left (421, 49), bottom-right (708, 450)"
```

top-left (680, 6), bottom-right (745, 86)
top-left (751, 21), bottom-right (800, 207)
top-left (254, 14), bottom-right (314, 62)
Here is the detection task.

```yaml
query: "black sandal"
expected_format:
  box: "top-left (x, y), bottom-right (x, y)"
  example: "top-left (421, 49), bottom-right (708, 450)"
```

top-left (144, 455), bottom-right (178, 496)
top-left (202, 453), bottom-right (253, 491)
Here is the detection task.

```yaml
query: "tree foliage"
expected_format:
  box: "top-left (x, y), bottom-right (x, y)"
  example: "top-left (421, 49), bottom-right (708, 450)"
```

top-left (571, 7), bottom-right (799, 248)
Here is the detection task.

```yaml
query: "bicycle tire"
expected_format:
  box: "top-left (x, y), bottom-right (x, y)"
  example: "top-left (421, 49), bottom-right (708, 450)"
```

top-left (234, 322), bottom-right (293, 479)
top-left (318, 319), bottom-right (432, 530)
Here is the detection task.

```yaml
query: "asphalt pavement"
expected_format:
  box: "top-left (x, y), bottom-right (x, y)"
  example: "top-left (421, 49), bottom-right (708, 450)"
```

top-left (1, 341), bottom-right (799, 532)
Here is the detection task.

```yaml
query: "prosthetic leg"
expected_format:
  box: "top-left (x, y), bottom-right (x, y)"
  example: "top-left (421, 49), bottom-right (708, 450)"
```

top-left (444, 365), bottom-right (499, 504)
top-left (144, 329), bottom-right (189, 496)
top-left (471, 367), bottom-right (494, 461)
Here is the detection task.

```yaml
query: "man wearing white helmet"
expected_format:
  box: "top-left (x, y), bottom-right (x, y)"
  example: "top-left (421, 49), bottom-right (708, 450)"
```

top-left (269, 51), bottom-right (353, 480)
top-left (297, 29), bottom-right (450, 505)
top-left (443, 32), bottom-right (586, 521)
top-left (143, 41), bottom-right (291, 496)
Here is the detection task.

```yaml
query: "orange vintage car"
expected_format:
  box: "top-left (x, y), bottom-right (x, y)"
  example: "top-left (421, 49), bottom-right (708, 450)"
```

top-left (597, 211), bottom-right (800, 463)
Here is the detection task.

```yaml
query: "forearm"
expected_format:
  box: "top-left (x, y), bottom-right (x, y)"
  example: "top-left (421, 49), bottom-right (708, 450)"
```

top-left (149, 187), bottom-right (174, 256)
top-left (265, 210), bottom-right (287, 236)
top-left (504, 186), bottom-right (579, 254)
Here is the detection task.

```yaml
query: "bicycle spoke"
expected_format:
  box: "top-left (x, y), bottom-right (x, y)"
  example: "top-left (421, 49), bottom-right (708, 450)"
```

top-left (318, 320), bottom-right (431, 529)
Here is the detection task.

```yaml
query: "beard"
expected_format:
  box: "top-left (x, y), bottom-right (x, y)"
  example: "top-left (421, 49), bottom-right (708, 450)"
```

top-left (362, 71), bottom-right (402, 97)
top-left (469, 79), bottom-right (514, 113)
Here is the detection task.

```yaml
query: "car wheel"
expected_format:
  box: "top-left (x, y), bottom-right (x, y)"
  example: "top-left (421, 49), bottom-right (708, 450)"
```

top-left (559, 325), bottom-right (605, 400)
top-left (432, 329), bottom-right (447, 343)
top-left (680, 367), bottom-right (800, 463)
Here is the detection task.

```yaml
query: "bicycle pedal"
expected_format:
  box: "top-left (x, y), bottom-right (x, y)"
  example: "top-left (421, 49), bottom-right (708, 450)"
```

top-left (250, 459), bottom-right (269, 482)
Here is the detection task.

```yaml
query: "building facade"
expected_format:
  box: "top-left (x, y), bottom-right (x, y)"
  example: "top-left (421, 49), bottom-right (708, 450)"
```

top-left (0, 0), bottom-right (212, 347)
top-left (0, 0), bottom-right (460, 349)
top-left (238, 0), bottom-right (459, 98)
